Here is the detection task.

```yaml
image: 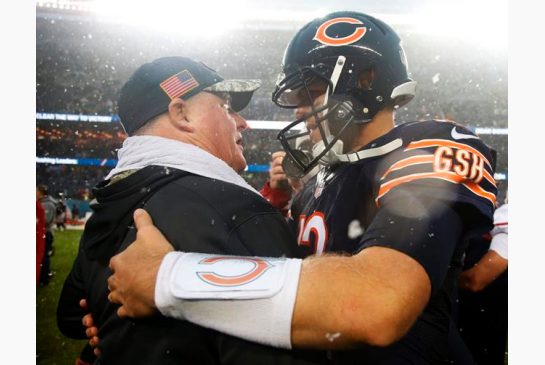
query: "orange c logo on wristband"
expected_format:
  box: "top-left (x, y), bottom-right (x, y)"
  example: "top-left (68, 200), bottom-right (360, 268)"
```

top-left (197, 257), bottom-right (273, 287)
top-left (314, 17), bottom-right (367, 46)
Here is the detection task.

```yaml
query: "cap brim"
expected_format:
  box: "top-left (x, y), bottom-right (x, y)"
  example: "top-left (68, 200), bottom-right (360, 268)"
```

top-left (206, 79), bottom-right (261, 93)
top-left (205, 79), bottom-right (261, 112)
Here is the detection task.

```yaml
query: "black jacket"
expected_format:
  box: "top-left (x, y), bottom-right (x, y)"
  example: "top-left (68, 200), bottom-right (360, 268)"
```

top-left (57, 165), bottom-right (325, 365)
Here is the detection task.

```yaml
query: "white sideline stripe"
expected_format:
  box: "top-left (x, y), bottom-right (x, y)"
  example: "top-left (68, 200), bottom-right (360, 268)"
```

top-left (247, 120), bottom-right (294, 130)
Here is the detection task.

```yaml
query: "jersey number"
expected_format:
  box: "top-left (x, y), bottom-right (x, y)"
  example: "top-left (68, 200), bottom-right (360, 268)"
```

top-left (297, 212), bottom-right (328, 255)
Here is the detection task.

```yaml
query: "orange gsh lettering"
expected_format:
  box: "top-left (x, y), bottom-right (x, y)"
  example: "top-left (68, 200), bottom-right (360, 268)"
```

top-left (469, 153), bottom-right (485, 183)
top-left (434, 146), bottom-right (453, 172)
top-left (434, 147), bottom-right (486, 183)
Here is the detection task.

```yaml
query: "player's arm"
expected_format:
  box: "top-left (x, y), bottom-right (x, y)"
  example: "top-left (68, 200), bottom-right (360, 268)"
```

top-left (109, 208), bottom-right (432, 349)
top-left (291, 246), bottom-right (430, 347)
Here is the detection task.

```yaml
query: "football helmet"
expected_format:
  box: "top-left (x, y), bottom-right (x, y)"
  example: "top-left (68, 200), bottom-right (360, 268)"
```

top-left (273, 11), bottom-right (417, 178)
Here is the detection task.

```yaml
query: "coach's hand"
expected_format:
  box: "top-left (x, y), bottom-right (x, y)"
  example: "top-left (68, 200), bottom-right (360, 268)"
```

top-left (107, 208), bottom-right (174, 318)
top-left (80, 299), bottom-right (101, 356)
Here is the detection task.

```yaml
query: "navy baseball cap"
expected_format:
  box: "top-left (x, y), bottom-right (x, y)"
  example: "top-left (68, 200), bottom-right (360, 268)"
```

top-left (118, 56), bottom-right (261, 135)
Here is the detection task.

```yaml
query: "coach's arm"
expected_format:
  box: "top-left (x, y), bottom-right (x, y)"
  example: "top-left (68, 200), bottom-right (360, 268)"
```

top-left (57, 250), bottom-right (89, 340)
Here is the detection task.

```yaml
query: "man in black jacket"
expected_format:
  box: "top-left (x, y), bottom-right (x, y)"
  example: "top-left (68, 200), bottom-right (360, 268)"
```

top-left (57, 56), bottom-right (325, 365)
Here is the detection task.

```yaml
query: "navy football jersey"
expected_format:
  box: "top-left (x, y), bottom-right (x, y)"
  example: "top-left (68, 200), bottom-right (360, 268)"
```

top-left (289, 120), bottom-right (497, 364)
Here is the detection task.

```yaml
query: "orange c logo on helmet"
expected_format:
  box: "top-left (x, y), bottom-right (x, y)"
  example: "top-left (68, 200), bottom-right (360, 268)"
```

top-left (314, 17), bottom-right (367, 46)
top-left (197, 256), bottom-right (273, 287)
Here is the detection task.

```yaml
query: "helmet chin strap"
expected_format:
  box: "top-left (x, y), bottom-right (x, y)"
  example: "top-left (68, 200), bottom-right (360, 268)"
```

top-left (312, 55), bottom-right (349, 166)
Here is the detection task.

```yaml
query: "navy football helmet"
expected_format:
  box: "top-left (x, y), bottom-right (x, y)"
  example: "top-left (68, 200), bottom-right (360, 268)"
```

top-left (273, 11), bottom-right (417, 178)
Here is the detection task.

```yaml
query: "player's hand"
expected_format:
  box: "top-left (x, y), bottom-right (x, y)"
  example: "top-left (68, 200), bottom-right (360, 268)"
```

top-left (287, 177), bottom-right (304, 193)
top-left (269, 151), bottom-right (291, 191)
top-left (107, 209), bottom-right (174, 318)
top-left (79, 299), bottom-right (101, 356)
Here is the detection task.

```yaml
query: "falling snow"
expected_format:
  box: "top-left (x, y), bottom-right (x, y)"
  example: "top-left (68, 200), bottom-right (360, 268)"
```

top-left (325, 332), bottom-right (342, 342)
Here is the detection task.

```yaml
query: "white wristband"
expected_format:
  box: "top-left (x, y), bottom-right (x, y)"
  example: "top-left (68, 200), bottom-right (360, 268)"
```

top-left (155, 251), bottom-right (185, 318)
top-left (154, 251), bottom-right (303, 349)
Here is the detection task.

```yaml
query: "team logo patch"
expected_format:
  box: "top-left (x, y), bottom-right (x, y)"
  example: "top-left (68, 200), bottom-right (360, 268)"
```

top-left (313, 17), bottom-right (367, 46)
top-left (197, 256), bottom-right (272, 287)
top-left (170, 253), bottom-right (290, 299)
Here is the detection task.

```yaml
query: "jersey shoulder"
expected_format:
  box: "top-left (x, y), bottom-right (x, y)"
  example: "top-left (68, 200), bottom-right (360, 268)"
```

top-left (376, 120), bottom-right (497, 216)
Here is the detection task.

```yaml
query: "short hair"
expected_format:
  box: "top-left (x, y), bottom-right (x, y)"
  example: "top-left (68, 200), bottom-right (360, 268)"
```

top-left (132, 113), bottom-right (164, 136)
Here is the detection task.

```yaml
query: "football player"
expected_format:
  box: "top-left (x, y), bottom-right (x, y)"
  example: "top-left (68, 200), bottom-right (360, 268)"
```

top-left (108, 11), bottom-right (497, 364)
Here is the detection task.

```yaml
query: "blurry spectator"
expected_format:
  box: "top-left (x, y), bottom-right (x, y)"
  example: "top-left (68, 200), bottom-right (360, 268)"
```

top-left (261, 95), bottom-right (324, 216)
top-left (456, 201), bottom-right (508, 365)
top-left (260, 145), bottom-right (319, 218)
top-left (36, 185), bottom-right (56, 285)
top-left (55, 198), bottom-right (67, 231)
top-left (260, 151), bottom-right (293, 216)
top-left (36, 120), bottom-right (126, 159)
top-left (72, 203), bottom-right (80, 221)
top-left (36, 198), bottom-right (46, 285)
top-left (36, 164), bottom-right (107, 200)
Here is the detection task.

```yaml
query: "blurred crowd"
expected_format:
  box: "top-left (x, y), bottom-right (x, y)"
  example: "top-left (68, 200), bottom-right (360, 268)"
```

top-left (36, 14), bottom-right (507, 125)
top-left (37, 120), bottom-right (126, 159)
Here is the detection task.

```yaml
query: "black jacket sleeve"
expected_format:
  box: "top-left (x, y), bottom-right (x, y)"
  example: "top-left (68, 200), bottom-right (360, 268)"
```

top-left (56, 243), bottom-right (88, 340)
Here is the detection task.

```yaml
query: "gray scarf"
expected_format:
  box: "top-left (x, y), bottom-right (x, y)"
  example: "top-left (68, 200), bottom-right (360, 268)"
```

top-left (106, 135), bottom-right (261, 196)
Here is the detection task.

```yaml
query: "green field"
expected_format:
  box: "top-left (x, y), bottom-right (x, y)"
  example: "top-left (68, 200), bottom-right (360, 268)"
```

top-left (37, 229), bottom-right (87, 365)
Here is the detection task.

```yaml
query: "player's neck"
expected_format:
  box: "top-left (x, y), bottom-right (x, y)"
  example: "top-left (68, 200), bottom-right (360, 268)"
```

top-left (350, 109), bottom-right (395, 151)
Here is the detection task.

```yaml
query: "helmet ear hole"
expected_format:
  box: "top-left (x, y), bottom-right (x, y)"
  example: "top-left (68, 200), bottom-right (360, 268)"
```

top-left (357, 68), bottom-right (375, 91)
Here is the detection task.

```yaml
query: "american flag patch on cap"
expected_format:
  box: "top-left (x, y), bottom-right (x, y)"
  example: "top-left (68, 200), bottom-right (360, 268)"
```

top-left (160, 70), bottom-right (200, 100)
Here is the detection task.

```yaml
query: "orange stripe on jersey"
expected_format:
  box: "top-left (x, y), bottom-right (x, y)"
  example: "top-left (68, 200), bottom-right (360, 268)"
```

top-left (375, 171), bottom-right (496, 206)
top-left (380, 155), bottom-right (435, 181)
top-left (462, 181), bottom-right (496, 206)
top-left (405, 139), bottom-right (493, 170)
top-left (482, 169), bottom-right (497, 187)
top-left (381, 153), bottom-right (496, 188)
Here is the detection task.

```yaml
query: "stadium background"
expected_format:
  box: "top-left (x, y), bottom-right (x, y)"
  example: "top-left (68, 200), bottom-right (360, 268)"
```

top-left (35, 0), bottom-right (507, 363)
top-left (36, 0), bottom-right (507, 214)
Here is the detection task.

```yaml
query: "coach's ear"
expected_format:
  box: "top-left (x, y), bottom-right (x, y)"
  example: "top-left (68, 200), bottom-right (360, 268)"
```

top-left (168, 98), bottom-right (194, 133)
